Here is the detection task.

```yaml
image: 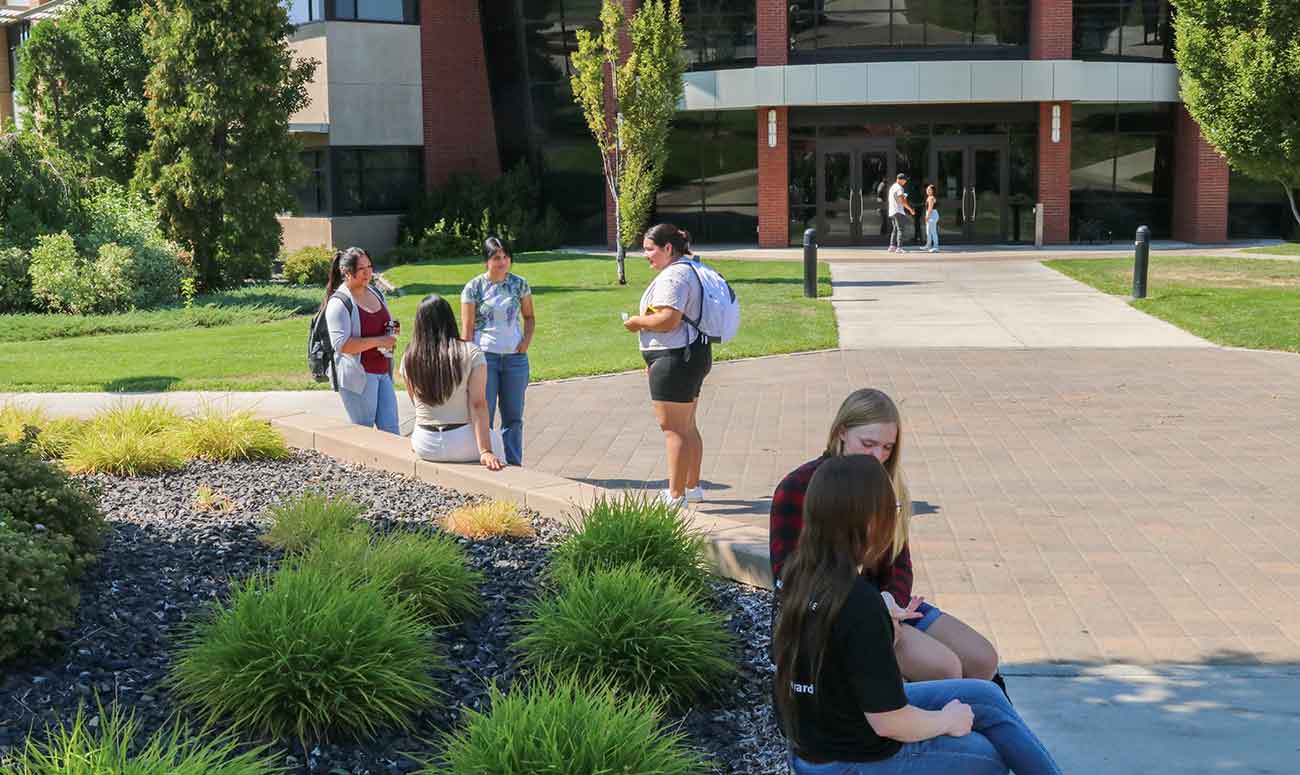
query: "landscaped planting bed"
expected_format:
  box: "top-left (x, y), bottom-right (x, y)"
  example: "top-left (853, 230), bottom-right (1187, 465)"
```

top-left (0, 450), bottom-right (785, 774)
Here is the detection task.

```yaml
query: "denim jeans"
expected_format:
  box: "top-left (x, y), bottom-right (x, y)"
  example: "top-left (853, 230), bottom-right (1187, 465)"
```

top-left (484, 351), bottom-right (529, 465)
top-left (925, 218), bottom-right (939, 250)
top-left (789, 679), bottom-right (1062, 775)
top-left (338, 372), bottom-right (400, 435)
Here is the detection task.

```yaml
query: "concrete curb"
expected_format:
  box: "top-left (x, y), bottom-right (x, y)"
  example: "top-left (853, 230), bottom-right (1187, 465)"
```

top-left (270, 413), bottom-right (775, 590)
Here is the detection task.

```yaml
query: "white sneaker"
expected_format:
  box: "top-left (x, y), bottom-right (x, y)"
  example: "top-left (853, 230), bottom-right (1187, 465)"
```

top-left (658, 489), bottom-right (686, 508)
top-left (896, 247), bottom-right (907, 253)
top-left (929, 248), bottom-right (939, 253)
top-left (685, 486), bottom-right (704, 503)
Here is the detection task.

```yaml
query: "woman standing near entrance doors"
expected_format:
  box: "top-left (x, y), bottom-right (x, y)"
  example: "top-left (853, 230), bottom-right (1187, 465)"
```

top-left (922, 184), bottom-right (940, 253)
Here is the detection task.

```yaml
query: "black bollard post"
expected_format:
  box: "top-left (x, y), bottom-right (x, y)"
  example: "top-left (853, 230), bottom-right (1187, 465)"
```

top-left (803, 228), bottom-right (817, 298)
top-left (1132, 225), bottom-right (1151, 299)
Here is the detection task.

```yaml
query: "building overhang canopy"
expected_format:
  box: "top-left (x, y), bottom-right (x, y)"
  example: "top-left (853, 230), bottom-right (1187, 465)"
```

top-left (0, 0), bottom-right (71, 26)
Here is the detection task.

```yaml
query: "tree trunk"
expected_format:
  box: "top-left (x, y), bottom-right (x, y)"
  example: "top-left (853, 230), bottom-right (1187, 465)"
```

top-left (614, 189), bottom-right (627, 284)
top-left (1282, 178), bottom-right (1300, 232)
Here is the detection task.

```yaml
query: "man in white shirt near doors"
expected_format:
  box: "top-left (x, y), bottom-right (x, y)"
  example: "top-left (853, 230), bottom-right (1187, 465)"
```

top-left (887, 173), bottom-right (915, 253)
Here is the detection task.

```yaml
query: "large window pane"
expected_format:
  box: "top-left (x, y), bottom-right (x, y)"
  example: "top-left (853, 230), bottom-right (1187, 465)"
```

top-left (1070, 103), bottom-right (1173, 239)
top-left (330, 148), bottom-right (421, 215)
top-left (1074, 0), bottom-right (1172, 60)
top-left (791, 0), bottom-right (1027, 56)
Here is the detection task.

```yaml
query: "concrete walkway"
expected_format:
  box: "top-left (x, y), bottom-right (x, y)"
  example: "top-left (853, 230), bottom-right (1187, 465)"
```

top-left (830, 260), bottom-right (1211, 348)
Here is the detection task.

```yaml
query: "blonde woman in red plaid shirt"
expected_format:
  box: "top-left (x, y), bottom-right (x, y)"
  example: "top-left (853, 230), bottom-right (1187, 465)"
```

top-left (769, 388), bottom-right (1006, 693)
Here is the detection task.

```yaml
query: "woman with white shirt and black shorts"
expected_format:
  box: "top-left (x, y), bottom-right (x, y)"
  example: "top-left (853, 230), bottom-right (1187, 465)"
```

top-left (622, 223), bottom-right (710, 507)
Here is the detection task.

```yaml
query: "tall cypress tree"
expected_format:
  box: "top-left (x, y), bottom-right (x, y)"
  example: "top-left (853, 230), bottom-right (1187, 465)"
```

top-left (133, 0), bottom-right (315, 289)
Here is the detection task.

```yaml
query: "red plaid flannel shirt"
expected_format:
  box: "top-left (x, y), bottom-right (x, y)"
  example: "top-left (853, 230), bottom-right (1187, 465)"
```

top-left (768, 455), bottom-right (914, 606)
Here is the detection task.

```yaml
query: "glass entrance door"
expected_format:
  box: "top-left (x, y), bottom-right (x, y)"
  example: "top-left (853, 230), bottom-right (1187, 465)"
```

top-left (816, 141), bottom-right (895, 245)
top-left (930, 138), bottom-right (1009, 243)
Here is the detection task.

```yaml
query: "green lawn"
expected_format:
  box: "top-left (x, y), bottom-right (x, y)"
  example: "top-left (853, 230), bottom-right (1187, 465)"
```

top-left (1045, 255), bottom-right (1300, 352)
top-left (1242, 242), bottom-right (1300, 256)
top-left (1, 253), bottom-right (835, 392)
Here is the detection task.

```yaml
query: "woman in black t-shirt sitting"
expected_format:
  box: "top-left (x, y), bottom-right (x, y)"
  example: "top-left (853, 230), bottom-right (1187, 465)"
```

top-left (772, 455), bottom-right (1063, 775)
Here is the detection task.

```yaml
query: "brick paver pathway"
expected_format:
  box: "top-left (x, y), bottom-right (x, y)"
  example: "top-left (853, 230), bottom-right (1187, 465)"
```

top-left (523, 347), bottom-right (1300, 665)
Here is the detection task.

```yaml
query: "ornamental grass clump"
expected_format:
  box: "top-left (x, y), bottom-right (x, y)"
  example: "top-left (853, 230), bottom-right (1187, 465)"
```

top-left (0, 402), bottom-right (48, 443)
top-left (548, 492), bottom-right (710, 593)
top-left (430, 677), bottom-right (705, 775)
top-left (175, 408), bottom-right (290, 462)
top-left (2, 703), bottom-right (278, 775)
top-left (31, 417), bottom-right (87, 460)
top-left (170, 561), bottom-right (442, 744)
top-left (443, 499), bottom-right (535, 539)
top-left (303, 528), bottom-right (483, 625)
top-left (515, 564), bottom-right (736, 705)
top-left (259, 491), bottom-right (366, 553)
top-left (62, 403), bottom-right (188, 475)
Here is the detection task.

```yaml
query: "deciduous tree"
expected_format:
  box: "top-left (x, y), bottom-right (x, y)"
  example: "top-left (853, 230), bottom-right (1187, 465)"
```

top-left (133, 0), bottom-right (315, 289)
top-left (571, 0), bottom-right (685, 284)
top-left (1174, 0), bottom-right (1300, 228)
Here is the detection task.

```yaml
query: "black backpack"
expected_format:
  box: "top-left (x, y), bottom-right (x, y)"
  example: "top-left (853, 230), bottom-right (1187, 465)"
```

top-left (308, 293), bottom-right (353, 388)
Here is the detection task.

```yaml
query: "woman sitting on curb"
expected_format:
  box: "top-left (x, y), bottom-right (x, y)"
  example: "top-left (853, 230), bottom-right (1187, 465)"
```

top-left (770, 388), bottom-right (1005, 690)
top-left (773, 454), bottom-right (1062, 775)
top-left (400, 294), bottom-right (504, 470)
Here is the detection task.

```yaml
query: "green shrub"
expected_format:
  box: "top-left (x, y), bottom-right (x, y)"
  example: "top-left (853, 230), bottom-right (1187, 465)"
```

top-left (431, 677), bottom-right (705, 775)
top-left (175, 409), bottom-right (290, 462)
top-left (548, 493), bottom-right (711, 593)
top-left (0, 132), bottom-right (86, 251)
top-left (515, 565), bottom-right (736, 705)
top-left (260, 491), bottom-right (366, 553)
top-left (0, 522), bottom-right (80, 664)
top-left (398, 161), bottom-right (565, 253)
top-left (4, 703), bottom-right (278, 775)
top-left (170, 561), bottom-right (442, 743)
top-left (28, 231), bottom-right (96, 314)
top-left (282, 244), bottom-right (334, 285)
top-left (418, 217), bottom-right (482, 259)
top-left (0, 441), bottom-right (103, 576)
top-left (81, 183), bottom-right (188, 309)
top-left (0, 245), bottom-right (33, 313)
top-left (378, 243), bottom-right (425, 267)
top-left (304, 528), bottom-right (483, 625)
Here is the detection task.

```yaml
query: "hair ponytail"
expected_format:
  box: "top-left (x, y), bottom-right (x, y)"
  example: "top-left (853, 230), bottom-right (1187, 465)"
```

top-left (644, 222), bottom-right (693, 258)
top-left (321, 247), bottom-right (366, 311)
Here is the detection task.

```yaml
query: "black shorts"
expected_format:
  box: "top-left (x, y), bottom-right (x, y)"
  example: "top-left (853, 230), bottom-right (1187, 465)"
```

top-left (643, 339), bottom-right (712, 403)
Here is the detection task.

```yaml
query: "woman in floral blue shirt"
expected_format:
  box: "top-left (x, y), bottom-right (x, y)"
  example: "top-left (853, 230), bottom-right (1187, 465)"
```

top-left (460, 236), bottom-right (535, 466)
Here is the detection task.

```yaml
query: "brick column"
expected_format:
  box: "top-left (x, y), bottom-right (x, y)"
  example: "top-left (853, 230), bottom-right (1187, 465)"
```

top-left (757, 0), bottom-right (788, 66)
top-left (1172, 106), bottom-right (1229, 243)
top-left (420, 0), bottom-right (500, 188)
top-left (0, 28), bottom-right (12, 128)
top-left (1030, 0), bottom-right (1072, 59)
top-left (758, 107), bottom-right (789, 248)
top-left (1037, 102), bottom-right (1071, 243)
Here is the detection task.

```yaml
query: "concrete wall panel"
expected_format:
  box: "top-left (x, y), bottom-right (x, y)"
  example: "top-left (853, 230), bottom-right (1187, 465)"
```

top-left (917, 62), bottom-right (971, 102)
top-left (866, 62), bottom-right (917, 103)
top-left (818, 63), bottom-right (868, 105)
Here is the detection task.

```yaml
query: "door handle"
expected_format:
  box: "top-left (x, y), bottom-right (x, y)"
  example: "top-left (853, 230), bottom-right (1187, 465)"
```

top-left (969, 187), bottom-right (978, 222)
top-left (855, 188), bottom-right (864, 224)
top-left (849, 188), bottom-right (857, 223)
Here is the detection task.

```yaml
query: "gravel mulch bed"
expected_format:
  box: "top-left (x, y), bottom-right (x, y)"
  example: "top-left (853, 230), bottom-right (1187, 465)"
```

top-left (0, 451), bottom-right (786, 774)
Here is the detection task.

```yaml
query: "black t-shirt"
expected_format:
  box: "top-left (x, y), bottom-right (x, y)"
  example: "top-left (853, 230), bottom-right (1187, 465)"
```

top-left (781, 575), bottom-right (908, 762)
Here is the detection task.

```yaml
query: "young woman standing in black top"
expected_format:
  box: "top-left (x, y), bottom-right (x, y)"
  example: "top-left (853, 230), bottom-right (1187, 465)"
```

top-left (773, 455), bottom-right (1062, 775)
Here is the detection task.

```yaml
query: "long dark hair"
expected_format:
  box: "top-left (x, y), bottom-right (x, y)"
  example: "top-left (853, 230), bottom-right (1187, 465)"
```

top-left (401, 294), bottom-right (467, 407)
top-left (482, 236), bottom-right (510, 263)
top-left (772, 455), bottom-right (901, 745)
top-left (644, 223), bottom-right (693, 257)
top-left (321, 246), bottom-right (368, 310)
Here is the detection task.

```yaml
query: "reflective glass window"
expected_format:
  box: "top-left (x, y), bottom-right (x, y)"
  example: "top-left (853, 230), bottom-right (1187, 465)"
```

top-left (1074, 0), bottom-right (1172, 61)
top-left (682, 0), bottom-right (756, 70)
top-left (332, 147), bottom-right (423, 215)
top-left (790, 0), bottom-right (1028, 55)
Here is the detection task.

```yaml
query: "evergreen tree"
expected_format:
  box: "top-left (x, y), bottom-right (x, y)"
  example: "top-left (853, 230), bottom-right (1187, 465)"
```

top-left (1175, 0), bottom-right (1300, 228)
top-left (16, 0), bottom-right (151, 184)
top-left (571, 0), bottom-right (685, 284)
top-left (133, 0), bottom-right (315, 289)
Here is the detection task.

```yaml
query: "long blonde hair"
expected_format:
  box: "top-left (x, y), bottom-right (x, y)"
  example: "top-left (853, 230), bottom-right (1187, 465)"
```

top-left (823, 388), bottom-right (911, 560)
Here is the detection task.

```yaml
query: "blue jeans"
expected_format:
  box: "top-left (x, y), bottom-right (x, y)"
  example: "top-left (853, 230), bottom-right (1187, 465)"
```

top-left (925, 217), bottom-right (939, 250)
top-left (789, 680), bottom-right (1062, 775)
top-left (338, 372), bottom-right (400, 435)
top-left (484, 351), bottom-right (528, 465)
